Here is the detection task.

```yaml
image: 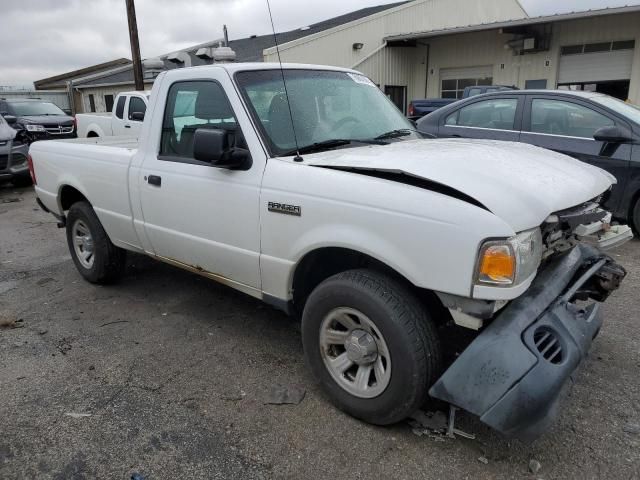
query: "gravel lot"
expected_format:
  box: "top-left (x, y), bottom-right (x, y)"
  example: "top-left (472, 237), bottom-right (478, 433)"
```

top-left (1, 185), bottom-right (639, 479)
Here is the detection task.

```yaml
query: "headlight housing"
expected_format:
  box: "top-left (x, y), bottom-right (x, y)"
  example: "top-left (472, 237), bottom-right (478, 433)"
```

top-left (476, 228), bottom-right (543, 286)
top-left (25, 124), bottom-right (45, 132)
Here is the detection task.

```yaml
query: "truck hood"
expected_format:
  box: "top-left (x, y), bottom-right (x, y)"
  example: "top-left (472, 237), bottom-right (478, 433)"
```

top-left (306, 138), bottom-right (614, 232)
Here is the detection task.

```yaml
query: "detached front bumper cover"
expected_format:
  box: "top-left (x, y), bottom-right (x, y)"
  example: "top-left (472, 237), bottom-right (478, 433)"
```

top-left (429, 244), bottom-right (626, 441)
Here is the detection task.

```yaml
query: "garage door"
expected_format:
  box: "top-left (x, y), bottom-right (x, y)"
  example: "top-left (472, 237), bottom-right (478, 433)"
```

top-left (558, 41), bottom-right (635, 84)
top-left (440, 66), bottom-right (493, 99)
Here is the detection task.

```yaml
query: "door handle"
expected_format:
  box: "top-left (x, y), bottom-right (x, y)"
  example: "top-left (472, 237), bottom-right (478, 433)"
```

top-left (147, 175), bottom-right (161, 187)
top-left (124, 125), bottom-right (131, 128)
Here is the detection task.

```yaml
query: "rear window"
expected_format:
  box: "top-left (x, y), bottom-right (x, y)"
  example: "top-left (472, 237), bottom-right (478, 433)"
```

top-left (115, 96), bottom-right (126, 119)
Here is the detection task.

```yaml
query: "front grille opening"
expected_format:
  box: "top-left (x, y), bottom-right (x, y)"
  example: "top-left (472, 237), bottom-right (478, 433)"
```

top-left (533, 327), bottom-right (564, 364)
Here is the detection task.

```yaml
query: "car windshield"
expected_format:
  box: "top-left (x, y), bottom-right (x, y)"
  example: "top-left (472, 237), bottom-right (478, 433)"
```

top-left (9, 101), bottom-right (65, 116)
top-left (591, 95), bottom-right (640, 125)
top-left (235, 69), bottom-right (419, 156)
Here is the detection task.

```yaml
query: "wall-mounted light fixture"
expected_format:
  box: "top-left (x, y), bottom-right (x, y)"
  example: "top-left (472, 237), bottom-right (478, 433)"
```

top-left (352, 42), bottom-right (364, 51)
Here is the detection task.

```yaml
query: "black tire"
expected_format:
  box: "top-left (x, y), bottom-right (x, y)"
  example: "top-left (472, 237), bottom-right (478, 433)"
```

top-left (10, 175), bottom-right (32, 187)
top-left (631, 198), bottom-right (640, 236)
top-left (301, 269), bottom-right (442, 425)
top-left (66, 201), bottom-right (126, 284)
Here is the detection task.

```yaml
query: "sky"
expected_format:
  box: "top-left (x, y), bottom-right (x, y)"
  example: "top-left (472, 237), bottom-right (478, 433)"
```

top-left (0, 0), bottom-right (636, 86)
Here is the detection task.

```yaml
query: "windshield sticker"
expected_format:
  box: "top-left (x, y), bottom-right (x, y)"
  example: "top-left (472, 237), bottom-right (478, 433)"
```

top-left (348, 73), bottom-right (377, 87)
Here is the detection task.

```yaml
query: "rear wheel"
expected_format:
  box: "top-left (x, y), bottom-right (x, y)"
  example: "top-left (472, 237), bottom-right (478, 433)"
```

top-left (66, 201), bottom-right (126, 284)
top-left (301, 269), bottom-right (442, 425)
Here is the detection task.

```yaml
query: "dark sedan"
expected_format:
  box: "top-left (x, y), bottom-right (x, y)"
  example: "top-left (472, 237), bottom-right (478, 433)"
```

top-left (417, 90), bottom-right (640, 232)
top-left (0, 99), bottom-right (76, 144)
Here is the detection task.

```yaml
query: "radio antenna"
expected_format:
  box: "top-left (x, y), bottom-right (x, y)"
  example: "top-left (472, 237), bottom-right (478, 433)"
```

top-left (265, 0), bottom-right (303, 161)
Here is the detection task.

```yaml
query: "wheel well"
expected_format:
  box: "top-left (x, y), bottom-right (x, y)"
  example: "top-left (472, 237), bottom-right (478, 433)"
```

top-left (59, 185), bottom-right (88, 211)
top-left (291, 247), bottom-right (446, 321)
top-left (87, 131), bottom-right (99, 138)
top-left (628, 190), bottom-right (640, 221)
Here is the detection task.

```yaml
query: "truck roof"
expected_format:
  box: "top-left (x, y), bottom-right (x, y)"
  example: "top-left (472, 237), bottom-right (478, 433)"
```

top-left (160, 62), bottom-right (360, 80)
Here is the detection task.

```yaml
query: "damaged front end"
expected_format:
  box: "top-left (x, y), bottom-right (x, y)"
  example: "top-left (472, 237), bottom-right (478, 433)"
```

top-left (429, 243), bottom-right (626, 441)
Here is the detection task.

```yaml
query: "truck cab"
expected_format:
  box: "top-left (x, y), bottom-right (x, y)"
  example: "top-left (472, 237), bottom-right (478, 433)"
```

top-left (76, 91), bottom-right (149, 138)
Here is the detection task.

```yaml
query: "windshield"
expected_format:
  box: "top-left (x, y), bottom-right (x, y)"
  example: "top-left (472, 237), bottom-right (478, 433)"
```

top-left (591, 95), bottom-right (640, 125)
top-left (9, 101), bottom-right (66, 116)
top-left (235, 69), bottom-right (418, 156)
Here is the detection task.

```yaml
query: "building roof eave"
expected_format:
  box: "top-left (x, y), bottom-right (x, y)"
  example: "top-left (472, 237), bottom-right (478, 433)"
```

top-left (384, 5), bottom-right (640, 42)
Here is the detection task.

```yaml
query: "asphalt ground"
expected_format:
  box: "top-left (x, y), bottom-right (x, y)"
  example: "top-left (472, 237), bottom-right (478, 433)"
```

top-left (1, 185), bottom-right (639, 479)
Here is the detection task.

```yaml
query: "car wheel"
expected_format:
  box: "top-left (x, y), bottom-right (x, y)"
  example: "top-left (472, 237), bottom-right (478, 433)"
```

top-left (301, 269), bottom-right (442, 425)
top-left (66, 201), bottom-right (126, 284)
top-left (632, 198), bottom-right (640, 235)
top-left (10, 175), bottom-right (32, 187)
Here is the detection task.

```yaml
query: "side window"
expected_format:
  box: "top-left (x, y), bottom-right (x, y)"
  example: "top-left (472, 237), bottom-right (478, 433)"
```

top-left (530, 99), bottom-right (614, 138)
top-left (104, 94), bottom-right (114, 112)
top-left (160, 81), bottom-right (240, 160)
top-left (115, 96), bottom-right (126, 119)
top-left (128, 97), bottom-right (147, 121)
top-left (445, 111), bottom-right (459, 126)
top-left (446, 99), bottom-right (518, 130)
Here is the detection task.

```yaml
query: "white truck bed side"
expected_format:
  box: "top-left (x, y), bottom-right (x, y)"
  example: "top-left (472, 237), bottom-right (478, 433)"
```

top-left (30, 139), bottom-right (142, 251)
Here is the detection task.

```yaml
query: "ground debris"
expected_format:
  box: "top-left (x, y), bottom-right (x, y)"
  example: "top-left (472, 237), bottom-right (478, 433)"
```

top-left (1, 198), bottom-right (21, 204)
top-left (622, 422), bottom-right (640, 435)
top-left (528, 459), bottom-right (542, 473)
top-left (408, 409), bottom-right (449, 441)
top-left (264, 384), bottom-right (305, 405)
top-left (0, 316), bottom-right (23, 329)
top-left (56, 338), bottom-right (72, 355)
top-left (409, 410), bottom-right (448, 431)
top-left (64, 413), bottom-right (92, 418)
top-left (478, 456), bottom-right (489, 465)
top-left (221, 390), bottom-right (246, 402)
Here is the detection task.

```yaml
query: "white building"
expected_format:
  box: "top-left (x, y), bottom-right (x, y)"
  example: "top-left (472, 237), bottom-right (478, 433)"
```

top-left (43, 1), bottom-right (640, 115)
top-left (263, 0), bottom-right (640, 113)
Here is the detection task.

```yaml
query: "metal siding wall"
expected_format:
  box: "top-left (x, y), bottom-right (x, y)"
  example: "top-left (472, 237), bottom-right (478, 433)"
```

top-left (357, 46), bottom-right (428, 110)
top-left (423, 12), bottom-right (640, 103)
top-left (264, 0), bottom-right (527, 68)
top-left (382, 0), bottom-right (527, 37)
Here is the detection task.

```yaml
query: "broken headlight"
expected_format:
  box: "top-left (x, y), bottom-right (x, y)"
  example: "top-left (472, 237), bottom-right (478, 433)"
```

top-left (476, 228), bottom-right (543, 286)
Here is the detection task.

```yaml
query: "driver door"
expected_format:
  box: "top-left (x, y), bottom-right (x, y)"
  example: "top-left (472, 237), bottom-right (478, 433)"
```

top-left (137, 78), bottom-right (263, 291)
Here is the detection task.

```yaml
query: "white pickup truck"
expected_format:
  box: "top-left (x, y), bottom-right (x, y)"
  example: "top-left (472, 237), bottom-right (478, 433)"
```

top-left (30, 63), bottom-right (631, 440)
top-left (75, 91), bottom-right (149, 138)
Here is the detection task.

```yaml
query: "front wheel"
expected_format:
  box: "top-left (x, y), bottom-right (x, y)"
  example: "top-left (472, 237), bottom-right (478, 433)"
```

top-left (631, 198), bottom-right (640, 235)
top-left (301, 269), bottom-right (442, 425)
top-left (66, 201), bottom-right (126, 284)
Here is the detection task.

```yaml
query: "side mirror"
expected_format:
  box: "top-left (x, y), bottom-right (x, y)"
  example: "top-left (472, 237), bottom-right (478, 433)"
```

top-left (593, 125), bottom-right (633, 143)
top-left (4, 115), bottom-right (17, 125)
top-left (130, 111), bottom-right (145, 122)
top-left (193, 128), bottom-right (252, 170)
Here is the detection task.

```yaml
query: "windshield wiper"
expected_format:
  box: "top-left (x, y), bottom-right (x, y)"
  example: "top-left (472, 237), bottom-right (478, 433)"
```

top-left (279, 138), bottom-right (387, 157)
top-left (374, 128), bottom-right (415, 140)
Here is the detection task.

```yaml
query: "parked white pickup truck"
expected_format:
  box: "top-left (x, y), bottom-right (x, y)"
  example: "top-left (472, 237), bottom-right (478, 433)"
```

top-left (75, 91), bottom-right (149, 138)
top-left (30, 63), bottom-right (631, 440)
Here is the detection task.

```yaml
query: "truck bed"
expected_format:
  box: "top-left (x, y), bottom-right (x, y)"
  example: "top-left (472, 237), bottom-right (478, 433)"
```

top-left (53, 135), bottom-right (139, 149)
top-left (30, 136), bottom-right (141, 252)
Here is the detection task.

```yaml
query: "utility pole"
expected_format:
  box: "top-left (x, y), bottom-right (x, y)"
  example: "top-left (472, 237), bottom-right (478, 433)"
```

top-left (125, 0), bottom-right (144, 91)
